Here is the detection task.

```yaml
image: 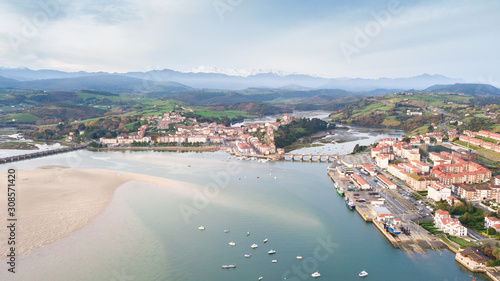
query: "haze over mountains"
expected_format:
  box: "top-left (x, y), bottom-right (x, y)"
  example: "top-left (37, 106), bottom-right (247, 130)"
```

top-left (0, 67), bottom-right (498, 96)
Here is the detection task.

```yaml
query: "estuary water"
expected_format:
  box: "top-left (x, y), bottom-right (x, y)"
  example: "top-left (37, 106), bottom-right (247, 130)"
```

top-left (0, 149), bottom-right (488, 281)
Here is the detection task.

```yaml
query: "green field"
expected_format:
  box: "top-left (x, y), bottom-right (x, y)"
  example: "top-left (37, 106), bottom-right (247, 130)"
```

top-left (418, 220), bottom-right (443, 235)
top-left (448, 236), bottom-right (477, 247)
top-left (3, 113), bottom-right (41, 122)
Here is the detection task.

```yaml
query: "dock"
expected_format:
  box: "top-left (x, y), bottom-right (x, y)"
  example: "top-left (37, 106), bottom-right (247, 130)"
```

top-left (0, 144), bottom-right (87, 164)
top-left (327, 161), bottom-right (444, 253)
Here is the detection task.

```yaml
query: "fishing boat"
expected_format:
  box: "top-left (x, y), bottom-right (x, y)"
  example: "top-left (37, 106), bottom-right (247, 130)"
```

top-left (221, 264), bottom-right (236, 269)
top-left (345, 197), bottom-right (355, 209)
top-left (337, 187), bottom-right (344, 196)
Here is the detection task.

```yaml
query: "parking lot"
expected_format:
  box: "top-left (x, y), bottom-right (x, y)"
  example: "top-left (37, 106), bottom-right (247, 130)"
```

top-left (341, 152), bottom-right (373, 167)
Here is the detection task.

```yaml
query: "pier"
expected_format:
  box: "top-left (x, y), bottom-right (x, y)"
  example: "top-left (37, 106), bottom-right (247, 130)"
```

top-left (0, 145), bottom-right (87, 164)
top-left (327, 161), bottom-right (445, 253)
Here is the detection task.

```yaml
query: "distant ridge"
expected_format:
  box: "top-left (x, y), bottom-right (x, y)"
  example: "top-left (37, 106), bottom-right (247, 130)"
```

top-left (0, 74), bottom-right (190, 93)
top-left (424, 83), bottom-right (500, 96)
top-left (0, 67), bottom-right (495, 94)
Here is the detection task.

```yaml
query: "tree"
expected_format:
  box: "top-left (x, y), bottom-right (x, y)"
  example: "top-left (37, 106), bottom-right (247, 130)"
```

top-left (488, 227), bottom-right (497, 236)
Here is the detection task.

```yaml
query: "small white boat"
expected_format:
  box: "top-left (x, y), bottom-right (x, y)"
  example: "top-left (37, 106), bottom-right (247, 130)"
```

top-left (251, 244), bottom-right (258, 249)
top-left (311, 271), bottom-right (321, 278)
top-left (258, 277), bottom-right (263, 281)
top-left (221, 264), bottom-right (236, 269)
top-left (271, 260), bottom-right (277, 263)
top-left (198, 226), bottom-right (205, 230)
top-left (229, 242), bottom-right (236, 246)
top-left (359, 271), bottom-right (368, 277)
top-left (246, 232), bottom-right (250, 236)
top-left (296, 256), bottom-right (303, 260)
top-left (224, 229), bottom-right (230, 233)
top-left (263, 238), bottom-right (268, 243)
top-left (268, 249), bottom-right (276, 255)
top-left (244, 253), bottom-right (251, 258)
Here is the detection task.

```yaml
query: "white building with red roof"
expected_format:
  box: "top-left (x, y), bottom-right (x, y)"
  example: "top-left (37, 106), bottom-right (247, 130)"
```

top-left (428, 182), bottom-right (451, 202)
top-left (485, 217), bottom-right (500, 231)
top-left (434, 209), bottom-right (467, 236)
top-left (352, 174), bottom-right (370, 190)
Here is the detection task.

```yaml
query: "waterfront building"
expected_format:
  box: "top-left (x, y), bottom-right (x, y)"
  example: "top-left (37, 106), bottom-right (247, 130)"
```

top-left (455, 247), bottom-right (490, 272)
top-left (236, 142), bottom-right (254, 154)
top-left (434, 209), bottom-right (467, 236)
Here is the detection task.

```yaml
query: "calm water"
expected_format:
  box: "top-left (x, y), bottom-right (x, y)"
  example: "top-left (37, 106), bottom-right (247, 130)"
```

top-left (0, 150), bottom-right (488, 281)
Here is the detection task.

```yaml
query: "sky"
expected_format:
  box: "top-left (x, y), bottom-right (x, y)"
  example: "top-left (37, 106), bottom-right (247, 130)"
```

top-left (0, 0), bottom-right (499, 84)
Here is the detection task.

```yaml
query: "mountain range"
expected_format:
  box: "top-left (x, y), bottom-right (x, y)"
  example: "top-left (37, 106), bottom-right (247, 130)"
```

top-left (0, 67), bottom-right (498, 95)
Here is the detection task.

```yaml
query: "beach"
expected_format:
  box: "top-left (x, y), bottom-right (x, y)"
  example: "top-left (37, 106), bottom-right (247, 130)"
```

top-left (0, 168), bottom-right (189, 256)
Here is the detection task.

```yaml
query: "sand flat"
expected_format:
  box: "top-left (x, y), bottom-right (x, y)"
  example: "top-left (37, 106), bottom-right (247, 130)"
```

top-left (0, 169), bottom-right (183, 256)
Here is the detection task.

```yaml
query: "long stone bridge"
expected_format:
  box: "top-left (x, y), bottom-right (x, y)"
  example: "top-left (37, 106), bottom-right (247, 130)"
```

top-left (0, 144), bottom-right (87, 164)
top-left (280, 154), bottom-right (340, 162)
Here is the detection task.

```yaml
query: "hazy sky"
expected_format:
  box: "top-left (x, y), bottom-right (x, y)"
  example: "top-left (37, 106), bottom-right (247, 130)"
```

top-left (0, 0), bottom-right (499, 83)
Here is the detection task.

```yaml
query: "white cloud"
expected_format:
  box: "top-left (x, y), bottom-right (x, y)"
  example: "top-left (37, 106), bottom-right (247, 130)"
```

top-left (0, 0), bottom-right (498, 83)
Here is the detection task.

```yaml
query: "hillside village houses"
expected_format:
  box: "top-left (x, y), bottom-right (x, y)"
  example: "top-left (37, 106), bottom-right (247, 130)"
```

top-left (100, 112), bottom-right (295, 156)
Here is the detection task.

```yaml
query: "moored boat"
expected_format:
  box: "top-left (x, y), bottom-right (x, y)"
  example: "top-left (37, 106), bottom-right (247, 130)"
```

top-left (198, 226), bottom-right (205, 230)
top-left (221, 264), bottom-right (236, 269)
top-left (268, 249), bottom-right (276, 255)
top-left (359, 270), bottom-right (368, 277)
top-left (229, 241), bottom-right (236, 246)
top-left (311, 271), bottom-right (321, 278)
top-left (251, 244), bottom-right (258, 249)
top-left (296, 256), bottom-right (303, 260)
top-left (345, 197), bottom-right (355, 209)
top-left (263, 238), bottom-right (268, 243)
top-left (337, 188), bottom-right (344, 196)
top-left (244, 253), bottom-right (251, 258)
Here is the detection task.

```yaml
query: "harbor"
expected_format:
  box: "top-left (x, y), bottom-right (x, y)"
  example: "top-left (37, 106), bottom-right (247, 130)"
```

top-left (327, 159), bottom-right (445, 253)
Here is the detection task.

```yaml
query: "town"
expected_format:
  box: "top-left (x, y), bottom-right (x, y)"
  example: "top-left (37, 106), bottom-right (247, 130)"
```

top-left (327, 128), bottom-right (500, 280)
top-left (95, 111), bottom-right (295, 156)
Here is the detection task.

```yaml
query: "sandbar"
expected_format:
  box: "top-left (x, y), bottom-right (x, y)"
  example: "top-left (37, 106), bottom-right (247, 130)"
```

top-left (0, 169), bottom-right (182, 256)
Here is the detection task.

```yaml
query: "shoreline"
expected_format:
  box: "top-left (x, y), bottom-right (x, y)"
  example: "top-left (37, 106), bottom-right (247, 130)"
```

top-left (0, 168), bottom-right (193, 257)
top-left (87, 146), bottom-right (222, 152)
